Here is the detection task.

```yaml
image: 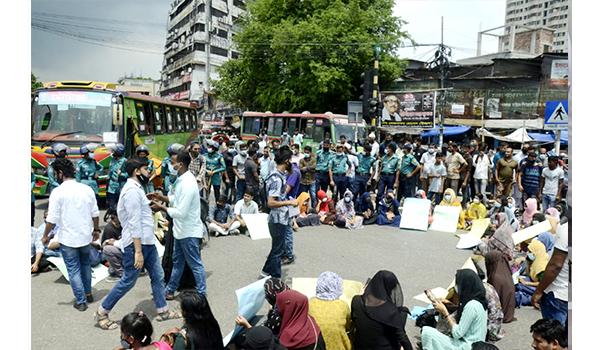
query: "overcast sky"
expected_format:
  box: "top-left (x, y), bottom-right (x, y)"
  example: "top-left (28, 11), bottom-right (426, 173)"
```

top-left (31, 0), bottom-right (506, 84)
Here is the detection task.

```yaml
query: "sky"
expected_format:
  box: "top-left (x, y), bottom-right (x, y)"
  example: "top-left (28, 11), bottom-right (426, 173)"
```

top-left (30, 0), bottom-right (506, 84)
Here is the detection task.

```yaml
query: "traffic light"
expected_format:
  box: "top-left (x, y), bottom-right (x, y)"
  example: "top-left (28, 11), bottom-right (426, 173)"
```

top-left (360, 70), bottom-right (373, 124)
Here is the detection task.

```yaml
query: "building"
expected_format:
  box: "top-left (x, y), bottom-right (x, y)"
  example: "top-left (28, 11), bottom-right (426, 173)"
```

top-left (503, 0), bottom-right (570, 53)
top-left (116, 77), bottom-right (161, 97)
top-left (159, 0), bottom-right (245, 103)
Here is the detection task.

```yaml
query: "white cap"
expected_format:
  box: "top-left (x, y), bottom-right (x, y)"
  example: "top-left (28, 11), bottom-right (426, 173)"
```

top-left (369, 133), bottom-right (376, 139)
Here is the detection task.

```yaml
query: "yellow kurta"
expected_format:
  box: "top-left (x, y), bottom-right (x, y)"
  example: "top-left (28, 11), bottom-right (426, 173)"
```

top-left (465, 203), bottom-right (487, 221)
top-left (308, 298), bottom-right (353, 350)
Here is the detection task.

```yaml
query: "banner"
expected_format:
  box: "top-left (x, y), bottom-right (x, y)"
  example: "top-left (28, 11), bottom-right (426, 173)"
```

top-left (550, 60), bottom-right (568, 86)
top-left (399, 198), bottom-right (431, 231)
top-left (380, 91), bottom-right (436, 128)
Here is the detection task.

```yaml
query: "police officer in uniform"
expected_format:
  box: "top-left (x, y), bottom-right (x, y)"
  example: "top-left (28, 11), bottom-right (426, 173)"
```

top-left (314, 139), bottom-right (335, 195)
top-left (328, 144), bottom-right (351, 202)
top-left (106, 143), bottom-right (127, 213)
top-left (135, 145), bottom-right (156, 194)
top-left (376, 143), bottom-right (400, 206)
top-left (353, 144), bottom-right (377, 201)
top-left (76, 143), bottom-right (104, 205)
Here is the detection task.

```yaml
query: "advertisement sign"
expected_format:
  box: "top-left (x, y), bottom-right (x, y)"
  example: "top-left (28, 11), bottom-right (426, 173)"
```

top-left (550, 60), bottom-right (568, 86)
top-left (380, 91), bottom-right (435, 128)
top-left (38, 91), bottom-right (112, 107)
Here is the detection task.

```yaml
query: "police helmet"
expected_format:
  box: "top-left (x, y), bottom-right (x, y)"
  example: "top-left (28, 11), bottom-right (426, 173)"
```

top-left (135, 144), bottom-right (149, 155)
top-left (52, 143), bottom-right (68, 157)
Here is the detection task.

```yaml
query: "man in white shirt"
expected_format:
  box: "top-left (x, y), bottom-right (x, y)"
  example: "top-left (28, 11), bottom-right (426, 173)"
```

top-left (419, 143), bottom-right (437, 194)
top-left (151, 150), bottom-right (207, 298)
top-left (42, 158), bottom-right (101, 312)
top-left (95, 156), bottom-right (179, 329)
top-left (368, 133), bottom-right (380, 190)
top-left (232, 143), bottom-right (249, 203)
top-left (234, 190), bottom-right (260, 235)
top-left (345, 142), bottom-right (359, 195)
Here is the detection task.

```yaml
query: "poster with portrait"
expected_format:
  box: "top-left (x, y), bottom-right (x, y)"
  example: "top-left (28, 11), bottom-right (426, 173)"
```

top-left (380, 91), bottom-right (436, 128)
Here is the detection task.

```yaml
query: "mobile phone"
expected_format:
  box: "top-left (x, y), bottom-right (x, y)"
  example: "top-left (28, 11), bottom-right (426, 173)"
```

top-left (424, 289), bottom-right (438, 304)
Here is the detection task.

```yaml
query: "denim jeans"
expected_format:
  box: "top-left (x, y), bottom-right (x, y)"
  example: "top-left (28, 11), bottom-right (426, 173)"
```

top-left (427, 191), bottom-right (442, 205)
top-left (377, 174), bottom-right (396, 205)
top-left (166, 237), bottom-right (207, 296)
top-left (223, 179), bottom-right (235, 204)
top-left (284, 220), bottom-right (294, 259)
top-left (236, 179), bottom-right (246, 203)
top-left (299, 183), bottom-right (317, 211)
top-left (60, 243), bottom-right (92, 305)
top-left (100, 244), bottom-right (167, 313)
top-left (262, 222), bottom-right (286, 278)
top-left (542, 194), bottom-right (556, 213)
top-left (397, 175), bottom-right (416, 201)
top-left (540, 291), bottom-right (568, 327)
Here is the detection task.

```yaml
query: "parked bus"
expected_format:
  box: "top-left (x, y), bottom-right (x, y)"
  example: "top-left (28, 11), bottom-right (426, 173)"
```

top-left (240, 111), bottom-right (368, 151)
top-left (31, 81), bottom-right (199, 197)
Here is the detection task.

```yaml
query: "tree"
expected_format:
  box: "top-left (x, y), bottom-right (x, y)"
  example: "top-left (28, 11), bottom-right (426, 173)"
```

top-left (31, 72), bottom-right (43, 93)
top-left (212, 0), bottom-right (413, 113)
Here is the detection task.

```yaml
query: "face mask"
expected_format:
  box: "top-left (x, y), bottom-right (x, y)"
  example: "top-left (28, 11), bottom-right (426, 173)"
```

top-left (244, 198), bottom-right (251, 204)
top-left (322, 196), bottom-right (328, 202)
top-left (473, 198), bottom-right (480, 204)
top-left (508, 202), bottom-right (514, 208)
top-left (444, 194), bottom-right (451, 201)
top-left (303, 201), bottom-right (308, 206)
top-left (228, 148), bottom-right (235, 153)
top-left (454, 285), bottom-right (459, 295)
top-left (168, 163), bottom-right (175, 173)
top-left (323, 148), bottom-right (330, 152)
top-left (494, 201), bottom-right (501, 208)
top-left (87, 153), bottom-right (94, 160)
top-left (413, 143), bottom-right (417, 149)
top-left (527, 253), bottom-right (536, 261)
top-left (120, 339), bottom-right (132, 349)
top-left (344, 197), bottom-right (351, 203)
top-left (207, 149), bottom-right (214, 154)
top-left (137, 173), bottom-right (150, 185)
top-left (304, 153), bottom-right (310, 158)
top-left (384, 149), bottom-right (388, 155)
top-left (428, 149), bottom-right (434, 154)
top-left (539, 154), bottom-right (547, 160)
top-left (240, 151), bottom-right (248, 156)
top-left (545, 214), bottom-right (550, 219)
top-left (470, 142), bottom-right (475, 147)
top-left (337, 153), bottom-right (343, 157)
top-left (532, 220), bottom-right (539, 225)
top-left (191, 151), bottom-right (200, 157)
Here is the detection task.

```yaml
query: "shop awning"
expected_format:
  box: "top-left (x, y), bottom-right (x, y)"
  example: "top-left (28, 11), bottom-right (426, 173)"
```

top-left (420, 125), bottom-right (471, 137)
top-left (476, 127), bottom-right (533, 143)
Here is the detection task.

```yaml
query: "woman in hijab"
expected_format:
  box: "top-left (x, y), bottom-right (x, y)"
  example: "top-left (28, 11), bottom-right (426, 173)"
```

top-left (485, 251), bottom-right (517, 323)
top-left (464, 193), bottom-right (487, 228)
top-left (439, 188), bottom-right (466, 229)
top-left (515, 240), bottom-right (550, 308)
top-left (308, 271), bottom-right (353, 350)
top-left (521, 197), bottom-right (540, 227)
top-left (545, 207), bottom-right (561, 221)
top-left (474, 264), bottom-right (506, 342)
top-left (244, 326), bottom-right (288, 350)
top-left (276, 290), bottom-right (326, 350)
top-left (356, 192), bottom-right (377, 225)
top-left (351, 270), bottom-right (413, 350)
top-left (316, 190), bottom-right (336, 226)
top-left (535, 231), bottom-right (555, 254)
top-left (237, 278), bottom-right (291, 336)
top-left (554, 202), bottom-right (569, 225)
top-left (293, 192), bottom-right (321, 229)
top-left (335, 190), bottom-right (363, 229)
top-left (377, 190), bottom-right (402, 227)
top-left (421, 269), bottom-right (488, 350)
top-left (487, 196), bottom-right (519, 231)
top-left (474, 212), bottom-right (516, 262)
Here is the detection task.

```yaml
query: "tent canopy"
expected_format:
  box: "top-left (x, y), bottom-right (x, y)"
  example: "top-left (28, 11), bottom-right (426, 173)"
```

top-left (476, 127), bottom-right (532, 143)
top-left (421, 125), bottom-right (471, 137)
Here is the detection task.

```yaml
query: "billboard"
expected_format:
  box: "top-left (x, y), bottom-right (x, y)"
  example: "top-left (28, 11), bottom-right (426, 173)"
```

top-left (550, 60), bottom-right (568, 86)
top-left (380, 91), bottom-right (436, 128)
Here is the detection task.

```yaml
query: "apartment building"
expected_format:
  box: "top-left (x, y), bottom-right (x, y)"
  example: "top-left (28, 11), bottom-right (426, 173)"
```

top-left (159, 0), bottom-right (245, 102)
top-left (504, 0), bottom-right (570, 53)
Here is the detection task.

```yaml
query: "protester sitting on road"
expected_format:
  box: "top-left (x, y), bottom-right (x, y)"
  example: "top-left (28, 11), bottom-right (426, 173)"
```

top-left (101, 211), bottom-right (123, 283)
top-left (315, 190), bottom-right (336, 226)
top-left (293, 192), bottom-right (321, 229)
top-left (243, 326), bottom-right (287, 350)
top-left (334, 190), bottom-right (363, 229)
top-left (515, 240), bottom-right (550, 308)
top-left (474, 212), bottom-right (516, 262)
top-left (351, 270), bottom-right (413, 350)
top-left (234, 190), bottom-right (260, 235)
top-left (439, 188), bottom-right (466, 229)
top-left (308, 271), bottom-right (353, 350)
top-left (530, 318), bottom-right (568, 350)
top-left (487, 196), bottom-right (519, 231)
top-left (521, 197), bottom-right (540, 227)
top-left (208, 195), bottom-right (241, 236)
top-left (485, 251), bottom-right (517, 323)
top-left (535, 231), bottom-right (555, 254)
top-left (277, 289), bottom-right (326, 350)
top-left (161, 291), bottom-right (225, 350)
top-left (474, 263), bottom-right (506, 342)
top-left (31, 226), bottom-right (52, 273)
top-left (38, 209), bottom-right (61, 258)
top-left (116, 311), bottom-right (172, 350)
top-left (421, 269), bottom-right (488, 350)
top-left (377, 189), bottom-right (401, 227)
top-left (355, 192), bottom-right (377, 226)
top-left (465, 193), bottom-right (488, 228)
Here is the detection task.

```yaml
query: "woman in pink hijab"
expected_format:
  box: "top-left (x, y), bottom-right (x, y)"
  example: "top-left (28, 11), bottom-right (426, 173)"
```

top-left (521, 197), bottom-right (540, 227)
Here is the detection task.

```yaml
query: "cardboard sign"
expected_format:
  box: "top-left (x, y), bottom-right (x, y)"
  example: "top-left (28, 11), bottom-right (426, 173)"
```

top-left (47, 256), bottom-right (110, 287)
top-left (399, 198), bottom-right (431, 231)
top-left (428, 206), bottom-right (461, 233)
top-left (512, 220), bottom-right (553, 244)
top-left (222, 277), bottom-right (269, 347)
top-left (456, 218), bottom-right (490, 249)
top-left (244, 213), bottom-right (271, 240)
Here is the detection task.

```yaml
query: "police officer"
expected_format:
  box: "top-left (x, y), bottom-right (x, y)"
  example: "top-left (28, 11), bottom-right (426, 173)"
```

top-left (376, 143), bottom-right (400, 206)
top-left (48, 143), bottom-right (68, 194)
top-left (135, 145), bottom-right (156, 194)
top-left (204, 140), bottom-right (227, 203)
top-left (106, 143), bottom-right (127, 213)
top-left (328, 144), bottom-right (351, 202)
top-left (397, 144), bottom-right (422, 201)
top-left (76, 143), bottom-right (104, 204)
top-left (353, 144), bottom-right (377, 201)
top-left (161, 143), bottom-right (184, 195)
top-left (314, 139), bottom-right (335, 195)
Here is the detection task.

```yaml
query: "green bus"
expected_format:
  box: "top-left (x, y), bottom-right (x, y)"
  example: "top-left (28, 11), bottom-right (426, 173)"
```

top-left (31, 81), bottom-right (199, 197)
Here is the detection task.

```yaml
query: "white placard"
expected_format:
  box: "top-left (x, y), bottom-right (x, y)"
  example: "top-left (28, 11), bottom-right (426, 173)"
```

top-left (451, 104), bottom-right (465, 115)
top-left (244, 213), bottom-right (271, 240)
top-left (47, 256), bottom-right (110, 286)
top-left (399, 198), bottom-right (431, 231)
top-left (428, 206), bottom-right (461, 233)
top-left (103, 132), bottom-right (119, 144)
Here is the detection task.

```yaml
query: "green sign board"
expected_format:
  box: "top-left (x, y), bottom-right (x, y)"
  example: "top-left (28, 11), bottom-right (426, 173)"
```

top-left (375, 45), bottom-right (382, 54)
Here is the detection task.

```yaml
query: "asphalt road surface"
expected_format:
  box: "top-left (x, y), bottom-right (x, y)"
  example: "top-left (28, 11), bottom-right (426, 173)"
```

top-left (31, 197), bottom-right (541, 350)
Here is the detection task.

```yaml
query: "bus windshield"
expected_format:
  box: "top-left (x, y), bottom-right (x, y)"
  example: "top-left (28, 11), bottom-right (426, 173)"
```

top-left (333, 123), bottom-right (367, 142)
top-left (32, 90), bottom-right (115, 141)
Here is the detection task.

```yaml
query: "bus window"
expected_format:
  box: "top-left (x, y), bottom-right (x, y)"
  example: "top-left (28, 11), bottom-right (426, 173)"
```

top-left (260, 117), bottom-right (269, 133)
top-left (287, 118), bottom-right (297, 133)
top-left (175, 107), bottom-right (183, 132)
top-left (136, 102), bottom-right (149, 136)
top-left (267, 118), bottom-right (275, 135)
top-left (243, 116), bottom-right (252, 134)
top-left (165, 106), bottom-right (174, 133)
top-left (152, 104), bottom-right (164, 134)
top-left (274, 118), bottom-right (283, 136)
top-left (302, 118), bottom-right (313, 139)
top-left (252, 117), bottom-right (261, 135)
top-left (189, 109), bottom-right (198, 131)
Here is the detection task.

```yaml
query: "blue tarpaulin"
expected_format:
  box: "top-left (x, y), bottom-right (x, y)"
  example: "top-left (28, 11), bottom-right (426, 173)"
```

top-left (528, 131), bottom-right (568, 144)
top-left (421, 125), bottom-right (471, 137)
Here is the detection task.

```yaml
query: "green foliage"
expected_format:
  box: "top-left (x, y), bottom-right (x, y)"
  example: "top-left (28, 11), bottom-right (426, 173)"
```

top-left (31, 72), bottom-right (43, 93)
top-left (213, 0), bottom-right (413, 113)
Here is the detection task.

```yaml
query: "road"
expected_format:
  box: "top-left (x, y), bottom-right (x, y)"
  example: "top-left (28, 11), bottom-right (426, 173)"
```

top-left (31, 197), bottom-right (541, 350)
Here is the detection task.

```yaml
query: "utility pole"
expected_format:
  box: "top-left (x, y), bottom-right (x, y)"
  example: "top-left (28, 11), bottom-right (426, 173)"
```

top-left (426, 17), bottom-right (451, 148)
top-left (206, 0), bottom-right (212, 92)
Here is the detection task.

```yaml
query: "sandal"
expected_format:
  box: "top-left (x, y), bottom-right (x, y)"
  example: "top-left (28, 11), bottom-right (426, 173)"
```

top-left (94, 311), bottom-right (119, 330)
top-left (156, 310), bottom-right (182, 322)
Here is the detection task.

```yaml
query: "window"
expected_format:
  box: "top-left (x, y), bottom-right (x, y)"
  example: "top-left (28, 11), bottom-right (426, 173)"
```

top-left (182, 108), bottom-right (190, 131)
top-left (267, 117), bottom-right (275, 135)
top-left (165, 106), bottom-right (174, 133)
top-left (136, 102), bottom-right (152, 136)
top-left (174, 107), bottom-right (183, 132)
top-left (212, 8), bottom-right (227, 18)
top-left (217, 29), bottom-right (228, 39)
top-left (286, 118), bottom-right (298, 133)
top-left (189, 109), bottom-right (198, 131)
top-left (152, 104), bottom-right (164, 134)
top-left (301, 118), bottom-right (314, 139)
top-left (210, 46), bottom-right (228, 57)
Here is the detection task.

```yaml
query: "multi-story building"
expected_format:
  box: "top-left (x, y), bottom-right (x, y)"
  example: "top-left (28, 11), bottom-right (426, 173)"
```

top-left (159, 0), bottom-right (245, 103)
top-left (116, 77), bottom-right (161, 97)
top-left (504, 0), bottom-right (570, 53)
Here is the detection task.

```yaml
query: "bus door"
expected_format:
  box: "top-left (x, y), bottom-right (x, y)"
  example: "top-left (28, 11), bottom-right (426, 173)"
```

top-left (301, 117), bottom-right (317, 152)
